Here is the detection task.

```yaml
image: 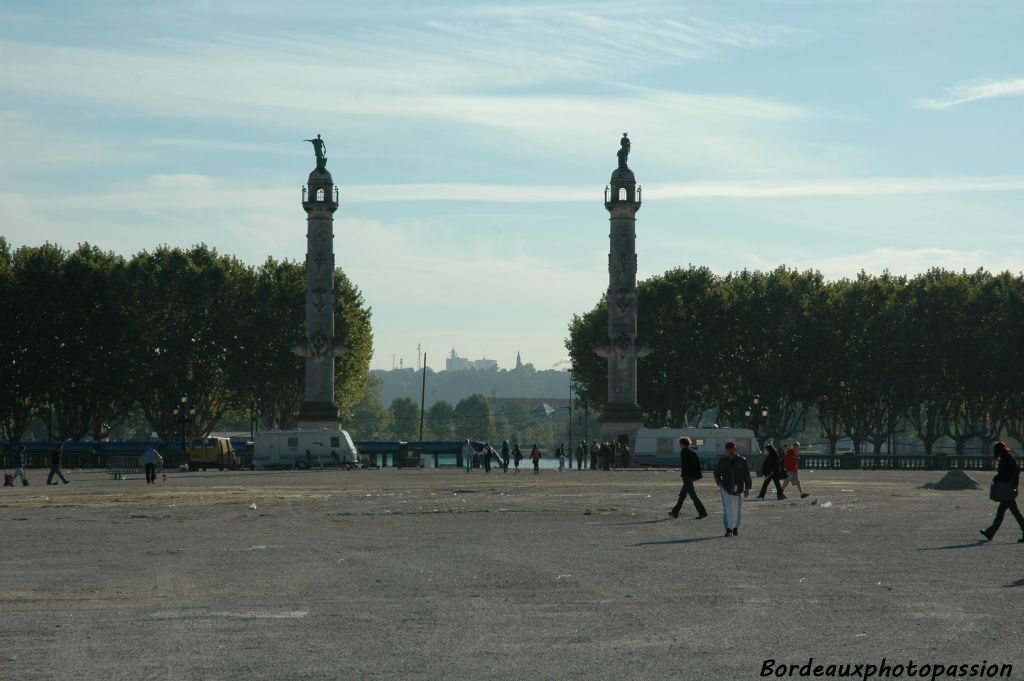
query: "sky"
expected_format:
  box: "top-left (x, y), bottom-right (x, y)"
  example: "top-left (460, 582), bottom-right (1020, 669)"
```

top-left (2, 1), bottom-right (1023, 372)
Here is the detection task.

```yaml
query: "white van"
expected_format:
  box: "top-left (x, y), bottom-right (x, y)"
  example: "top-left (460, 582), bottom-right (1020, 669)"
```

top-left (632, 427), bottom-right (760, 470)
top-left (252, 429), bottom-right (359, 470)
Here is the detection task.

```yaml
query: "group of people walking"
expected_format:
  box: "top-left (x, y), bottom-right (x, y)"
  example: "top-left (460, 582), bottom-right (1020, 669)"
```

top-left (756, 442), bottom-right (810, 501)
top-left (669, 437), bottom-right (810, 537)
top-left (3, 444), bottom-right (71, 487)
top-left (461, 439), bottom-right (542, 475)
top-left (458, 438), bottom-right (632, 475)
top-left (669, 435), bottom-right (1024, 543)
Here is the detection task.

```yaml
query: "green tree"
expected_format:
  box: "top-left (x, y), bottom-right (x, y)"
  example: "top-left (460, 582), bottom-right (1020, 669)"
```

top-left (900, 270), bottom-right (960, 456)
top-left (9, 243), bottom-right (69, 441)
top-left (247, 258), bottom-right (305, 429)
top-left (125, 245), bottom-right (253, 442)
top-left (426, 400), bottom-right (456, 440)
top-left (390, 397), bottom-right (420, 440)
top-left (0, 237), bottom-right (34, 443)
top-left (245, 257), bottom-right (372, 431)
top-left (454, 394), bottom-right (495, 441)
top-left (52, 244), bottom-right (134, 441)
top-left (347, 376), bottom-right (391, 440)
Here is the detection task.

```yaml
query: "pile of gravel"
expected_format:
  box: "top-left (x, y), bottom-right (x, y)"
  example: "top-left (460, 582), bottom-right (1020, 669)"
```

top-left (922, 469), bottom-right (984, 491)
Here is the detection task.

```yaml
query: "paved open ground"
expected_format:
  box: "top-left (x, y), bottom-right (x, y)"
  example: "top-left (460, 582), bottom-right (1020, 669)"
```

top-left (1, 466), bottom-right (1021, 681)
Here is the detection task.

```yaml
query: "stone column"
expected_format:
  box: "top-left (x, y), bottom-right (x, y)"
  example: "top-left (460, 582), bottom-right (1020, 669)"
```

top-left (597, 134), bottom-right (648, 450)
top-left (296, 166), bottom-right (347, 427)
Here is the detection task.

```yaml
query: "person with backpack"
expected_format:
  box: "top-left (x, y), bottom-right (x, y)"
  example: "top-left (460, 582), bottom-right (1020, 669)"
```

top-left (668, 437), bottom-right (707, 520)
top-left (980, 441), bottom-right (1024, 542)
top-left (713, 442), bottom-right (751, 537)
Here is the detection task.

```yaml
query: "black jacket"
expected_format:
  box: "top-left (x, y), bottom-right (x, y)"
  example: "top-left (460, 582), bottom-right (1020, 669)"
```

top-left (713, 454), bottom-right (752, 495)
top-left (761, 450), bottom-right (781, 477)
top-left (679, 447), bottom-right (703, 480)
top-left (993, 454), bottom-right (1021, 488)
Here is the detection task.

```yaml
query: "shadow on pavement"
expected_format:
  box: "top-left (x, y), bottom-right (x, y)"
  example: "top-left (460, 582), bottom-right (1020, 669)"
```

top-left (1002, 578), bottom-right (1024, 588)
top-left (917, 540), bottom-right (988, 551)
top-left (631, 537), bottom-right (718, 546)
top-left (608, 518), bottom-right (672, 526)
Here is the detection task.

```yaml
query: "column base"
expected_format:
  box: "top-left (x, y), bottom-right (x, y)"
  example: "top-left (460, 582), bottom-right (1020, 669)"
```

top-left (296, 401), bottom-right (342, 430)
top-left (598, 403), bottom-right (644, 453)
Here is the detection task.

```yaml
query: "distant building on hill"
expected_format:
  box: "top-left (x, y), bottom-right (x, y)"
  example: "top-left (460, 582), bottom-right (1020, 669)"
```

top-left (445, 348), bottom-right (498, 372)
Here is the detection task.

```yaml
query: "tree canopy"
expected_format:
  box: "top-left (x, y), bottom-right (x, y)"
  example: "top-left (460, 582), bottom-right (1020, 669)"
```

top-left (0, 241), bottom-right (372, 444)
top-left (566, 265), bottom-right (1024, 455)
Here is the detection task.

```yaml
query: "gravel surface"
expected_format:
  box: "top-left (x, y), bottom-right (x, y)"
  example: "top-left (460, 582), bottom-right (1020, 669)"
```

top-left (1, 467), bottom-right (1021, 680)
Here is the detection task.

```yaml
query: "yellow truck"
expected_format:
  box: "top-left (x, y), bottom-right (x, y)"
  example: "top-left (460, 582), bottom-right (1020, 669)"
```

top-left (187, 436), bottom-right (238, 471)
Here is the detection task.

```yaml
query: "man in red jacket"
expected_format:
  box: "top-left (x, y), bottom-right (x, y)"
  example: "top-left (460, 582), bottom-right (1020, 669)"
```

top-left (781, 442), bottom-right (810, 499)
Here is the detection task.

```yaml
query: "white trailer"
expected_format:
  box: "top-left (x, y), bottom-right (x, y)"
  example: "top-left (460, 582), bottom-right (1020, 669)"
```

top-left (252, 429), bottom-right (359, 470)
top-left (632, 427), bottom-right (760, 470)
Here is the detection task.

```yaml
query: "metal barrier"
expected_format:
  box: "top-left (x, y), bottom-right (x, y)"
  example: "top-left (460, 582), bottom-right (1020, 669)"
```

top-left (107, 456), bottom-right (162, 480)
top-left (794, 454), bottom-right (995, 471)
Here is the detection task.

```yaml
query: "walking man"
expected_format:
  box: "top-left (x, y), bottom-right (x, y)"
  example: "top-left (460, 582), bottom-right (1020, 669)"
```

top-left (10, 445), bottom-right (29, 486)
top-left (461, 439), bottom-right (475, 473)
top-left (483, 442), bottom-right (493, 472)
top-left (557, 443), bottom-right (566, 471)
top-left (781, 442), bottom-right (810, 499)
top-left (756, 444), bottom-right (786, 500)
top-left (46, 443), bottom-right (70, 485)
top-left (713, 442), bottom-right (751, 537)
top-left (142, 446), bottom-right (163, 485)
top-left (576, 440), bottom-right (586, 470)
top-left (669, 437), bottom-right (707, 520)
top-left (501, 440), bottom-right (510, 473)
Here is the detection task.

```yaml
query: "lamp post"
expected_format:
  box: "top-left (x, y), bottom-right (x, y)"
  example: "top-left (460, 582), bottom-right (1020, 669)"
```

top-left (172, 394), bottom-right (196, 456)
top-left (568, 371), bottom-right (576, 453)
top-left (744, 394), bottom-right (769, 446)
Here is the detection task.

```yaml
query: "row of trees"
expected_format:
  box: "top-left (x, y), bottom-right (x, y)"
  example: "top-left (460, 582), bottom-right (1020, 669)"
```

top-left (567, 266), bottom-right (1024, 455)
top-left (0, 239), bottom-right (372, 445)
top-left (344, 379), bottom-right (600, 452)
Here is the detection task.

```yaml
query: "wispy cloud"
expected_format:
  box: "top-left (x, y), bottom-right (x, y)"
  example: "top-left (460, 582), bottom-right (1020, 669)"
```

top-left (343, 175), bottom-right (1024, 203)
top-left (914, 77), bottom-right (1024, 110)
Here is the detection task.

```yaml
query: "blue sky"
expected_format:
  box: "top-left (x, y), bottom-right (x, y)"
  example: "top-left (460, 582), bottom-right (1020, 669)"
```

top-left (3, 1), bottom-right (1023, 371)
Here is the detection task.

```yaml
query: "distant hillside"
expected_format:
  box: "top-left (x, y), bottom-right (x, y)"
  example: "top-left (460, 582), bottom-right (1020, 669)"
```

top-left (373, 367), bottom-right (571, 408)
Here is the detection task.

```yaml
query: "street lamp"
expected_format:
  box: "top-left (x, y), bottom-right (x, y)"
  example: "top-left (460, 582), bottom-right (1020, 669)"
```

top-left (744, 394), bottom-right (769, 443)
top-left (172, 394), bottom-right (196, 455)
